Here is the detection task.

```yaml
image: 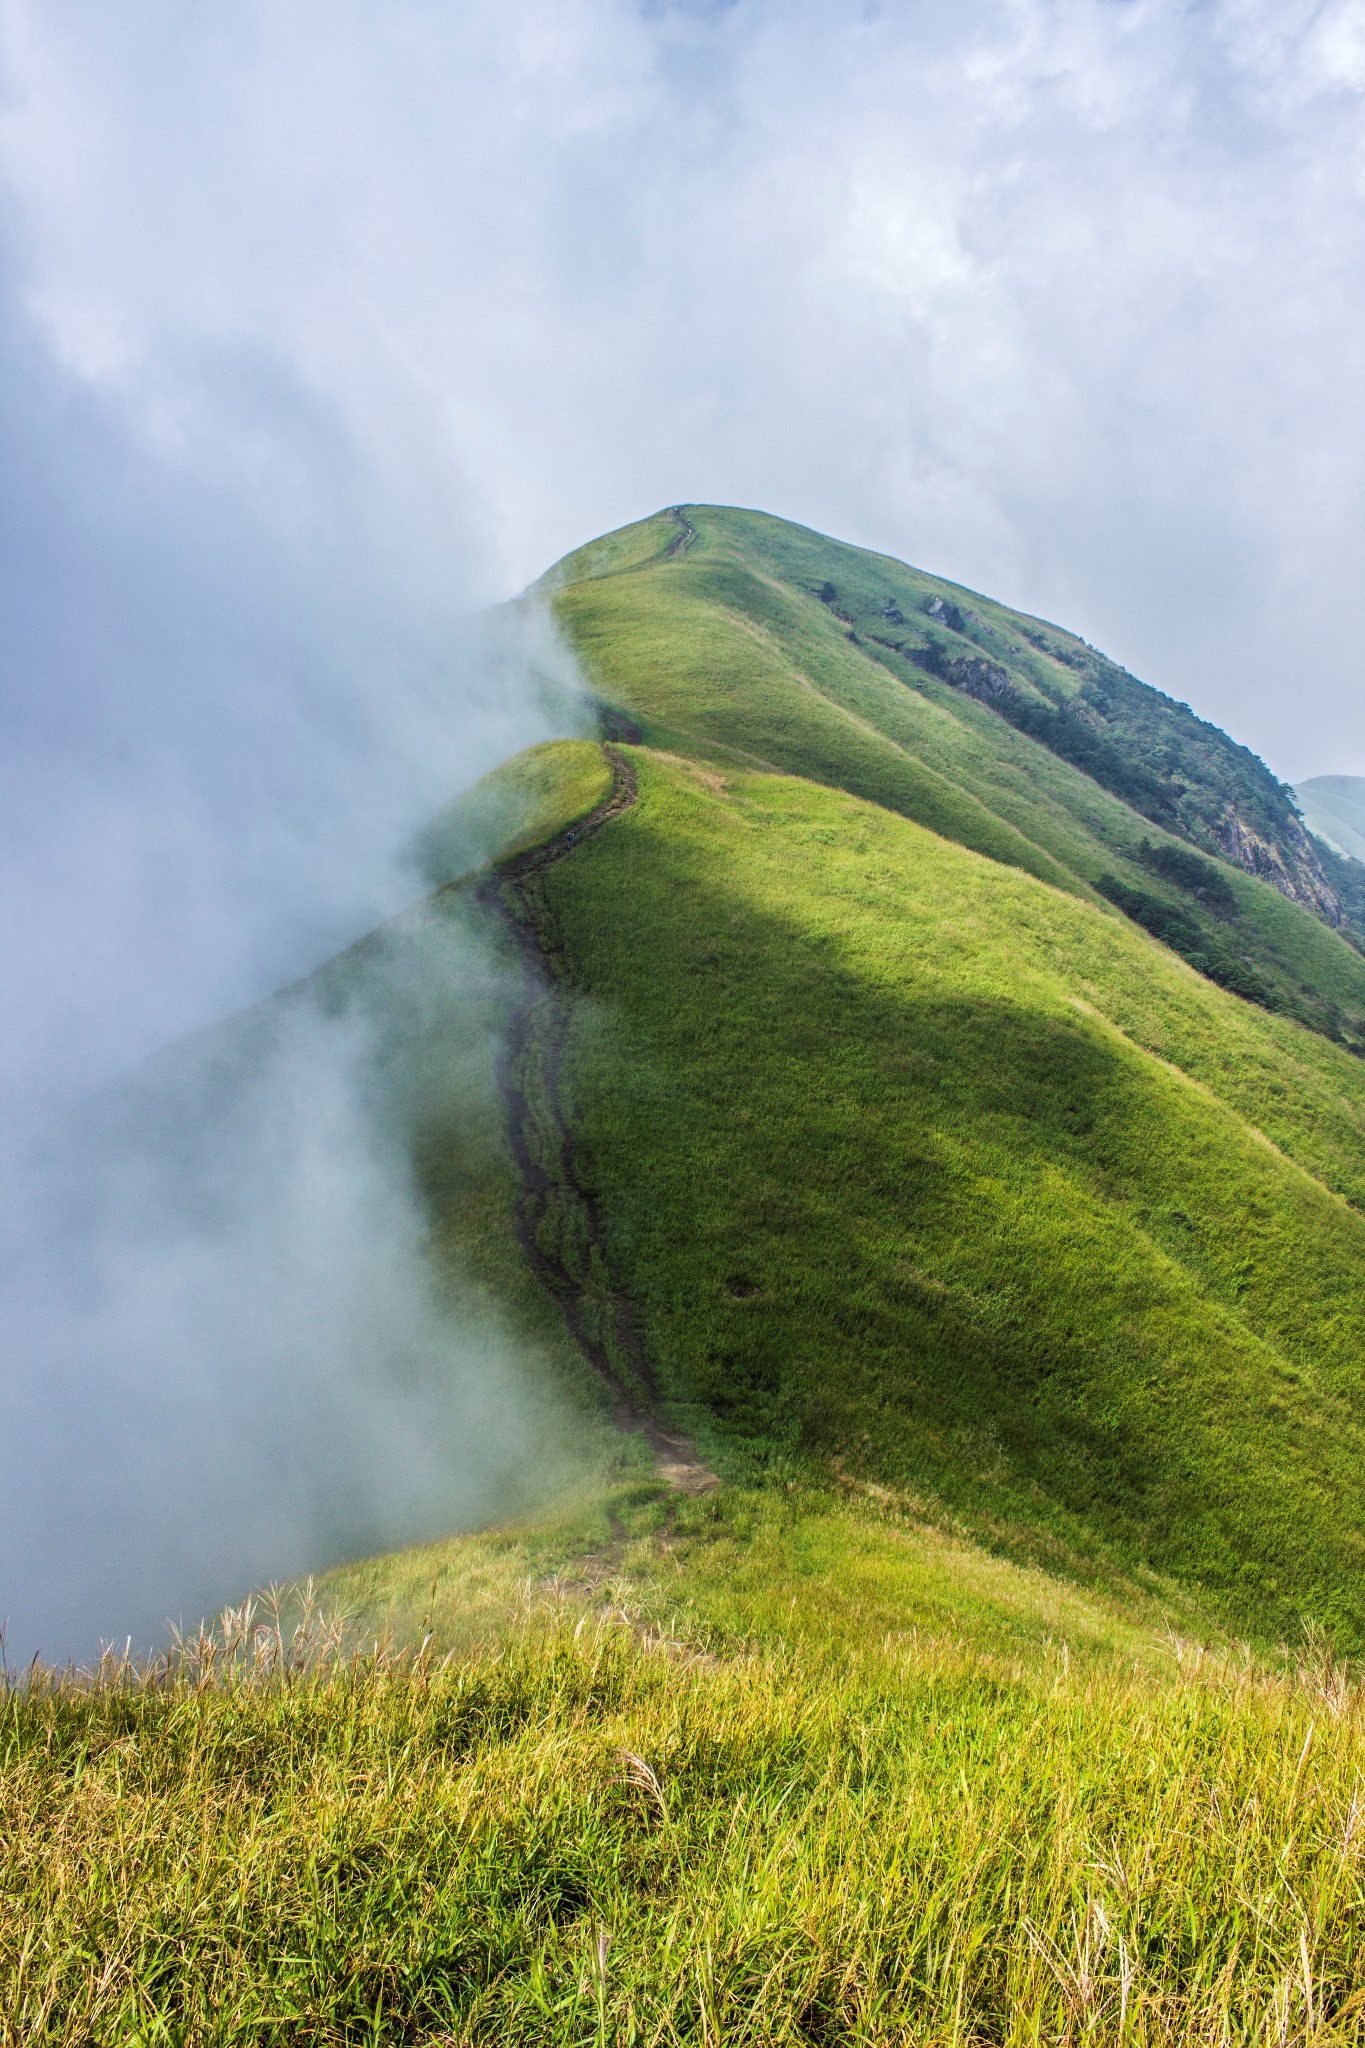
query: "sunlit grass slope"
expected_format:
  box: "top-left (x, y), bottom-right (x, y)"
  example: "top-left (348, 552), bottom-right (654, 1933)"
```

top-left (324, 1468), bottom-right (1196, 1673)
top-left (527, 747), bottom-right (1365, 1646)
top-left (9, 1479), bottom-right (1365, 2044)
top-left (16, 547), bottom-right (1365, 2041)
top-left (552, 506), bottom-right (1365, 1047)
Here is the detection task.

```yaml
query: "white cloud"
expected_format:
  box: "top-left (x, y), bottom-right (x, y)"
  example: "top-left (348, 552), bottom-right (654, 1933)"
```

top-left (1, 921), bottom-right (581, 1665)
top-left (2, 1), bottom-right (1359, 785)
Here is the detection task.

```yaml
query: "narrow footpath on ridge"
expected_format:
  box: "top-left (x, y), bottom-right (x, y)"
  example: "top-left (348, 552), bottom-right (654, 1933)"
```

top-left (477, 743), bottom-right (718, 1496)
top-left (665, 505), bottom-right (697, 556)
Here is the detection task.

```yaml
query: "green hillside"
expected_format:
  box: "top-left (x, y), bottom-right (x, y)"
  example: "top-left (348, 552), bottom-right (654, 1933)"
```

top-left (133, 505), bottom-right (1365, 1647)
top-left (13, 507), bottom-right (1365, 2041)
top-left (553, 507), bottom-right (1365, 1047)
top-left (504, 744), bottom-right (1365, 1641)
top-left (12, 1482), bottom-right (1365, 2043)
top-left (528, 508), bottom-right (1365, 1643)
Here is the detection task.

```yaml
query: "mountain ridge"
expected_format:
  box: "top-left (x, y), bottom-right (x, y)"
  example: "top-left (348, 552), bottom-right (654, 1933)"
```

top-left (68, 505), bottom-right (1365, 1645)
top-left (550, 505), bottom-right (1365, 1049)
top-left (397, 500), bottom-right (1365, 1645)
top-left (14, 504), bottom-right (1365, 2039)
top-left (1297, 773), bottom-right (1365, 867)
top-left (588, 505), bottom-right (1352, 929)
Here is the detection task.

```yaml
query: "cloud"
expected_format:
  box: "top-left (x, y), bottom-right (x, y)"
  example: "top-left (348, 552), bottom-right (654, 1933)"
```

top-left (0, 274), bottom-right (583, 1114)
top-left (0, 133), bottom-right (587, 1659)
top-left (4, 1), bottom-right (1362, 784)
top-left (1, 908), bottom-right (584, 1666)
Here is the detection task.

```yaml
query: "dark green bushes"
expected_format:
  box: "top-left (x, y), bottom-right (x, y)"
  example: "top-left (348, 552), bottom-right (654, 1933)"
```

top-left (1137, 836), bottom-right (1240, 915)
top-left (1096, 872), bottom-right (1274, 1005)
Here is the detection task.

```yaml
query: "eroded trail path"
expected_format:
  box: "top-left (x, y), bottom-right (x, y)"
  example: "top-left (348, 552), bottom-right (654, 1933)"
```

top-left (477, 745), bottom-right (717, 1495)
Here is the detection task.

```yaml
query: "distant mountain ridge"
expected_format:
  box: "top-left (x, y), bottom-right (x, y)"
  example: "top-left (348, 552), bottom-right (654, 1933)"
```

top-left (1296, 775), bottom-right (1365, 866)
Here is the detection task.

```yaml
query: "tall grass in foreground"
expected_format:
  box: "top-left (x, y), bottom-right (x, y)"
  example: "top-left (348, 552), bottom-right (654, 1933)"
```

top-left (5, 1600), bottom-right (1365, 2044)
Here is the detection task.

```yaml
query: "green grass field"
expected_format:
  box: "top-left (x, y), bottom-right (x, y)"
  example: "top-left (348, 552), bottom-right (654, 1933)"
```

top-left (10, 509), bottom-right (1365, 2041)
top-left (529, 747), bottom-right (1365, 1645)
top-left (8, 1479), bottom-right (1365, 2043)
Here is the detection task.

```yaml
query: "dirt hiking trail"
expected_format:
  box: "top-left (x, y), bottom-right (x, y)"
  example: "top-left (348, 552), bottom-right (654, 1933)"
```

top-left (477, 744), bottom-right (717, 1497)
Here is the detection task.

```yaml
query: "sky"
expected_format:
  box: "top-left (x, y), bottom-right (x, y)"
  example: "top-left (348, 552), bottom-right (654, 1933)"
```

top-left (2, 0), bottom-right (1363, 1658)
top-left (5, 0), bottom-right (1363, 798)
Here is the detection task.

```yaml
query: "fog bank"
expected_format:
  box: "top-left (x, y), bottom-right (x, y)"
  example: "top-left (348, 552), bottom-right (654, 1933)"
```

top-left (0, 263), bottom-right (587, 1664)
top-left (2, 917), bottom-right (578, 1664)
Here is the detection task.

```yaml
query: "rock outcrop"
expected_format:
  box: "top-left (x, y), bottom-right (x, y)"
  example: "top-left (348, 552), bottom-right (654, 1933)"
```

top-left (1214, 806), bottom-right (1343, 924)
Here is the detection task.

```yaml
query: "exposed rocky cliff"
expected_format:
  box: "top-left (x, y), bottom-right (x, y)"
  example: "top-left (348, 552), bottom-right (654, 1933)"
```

top-left (1214, 806), bottom-right (1343, 924)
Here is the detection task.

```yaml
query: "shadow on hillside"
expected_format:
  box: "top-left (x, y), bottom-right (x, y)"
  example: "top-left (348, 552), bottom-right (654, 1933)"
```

top-left (541, 815), bottom-right (1365, 1649)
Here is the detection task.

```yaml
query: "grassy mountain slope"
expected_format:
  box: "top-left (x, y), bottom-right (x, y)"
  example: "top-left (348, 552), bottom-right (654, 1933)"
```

top-left (519, 508), bottom-right (1365, 1641)
top-left (13, 1480), bottom-right (1365, 2043)
top-left (265, 724), bottom-right (1365, 1644)
top-left (525, 746), bottom-right (1365, 1645)
top-left (554, 506), bottom-right (1365, 1048)
top-left (15, 515), bottom-right (1365, 2041)
top-left (163, 508), bottom-right (1365, 1646)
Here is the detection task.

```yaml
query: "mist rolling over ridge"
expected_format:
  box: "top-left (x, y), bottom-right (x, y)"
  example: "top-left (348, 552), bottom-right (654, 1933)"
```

top-left (8, 6), bottom-right (1365, 2027)
top-left (0, 268), bottom-right (593, 1665)
top-left (2, 924), bottom-right (581, 1665)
